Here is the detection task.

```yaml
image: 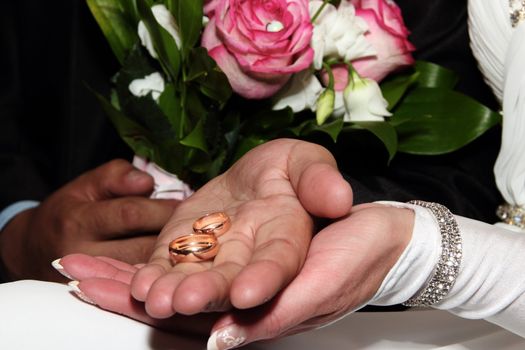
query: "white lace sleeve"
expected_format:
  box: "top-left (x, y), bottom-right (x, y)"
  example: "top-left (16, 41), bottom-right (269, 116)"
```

top-left (370, 201), bottom-right (525, 338)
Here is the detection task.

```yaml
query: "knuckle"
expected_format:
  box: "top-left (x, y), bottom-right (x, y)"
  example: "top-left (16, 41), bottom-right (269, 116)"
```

top-left (97, 159), bottom-right (131, 183)
top-left (263, 312), bottom-right (287, 340)
top-left (106, 158), bottom-right (130, 170)
top-left (50, 203), bottom-right (80, 232)
top-left (117, 200), bottom-right (143, 227)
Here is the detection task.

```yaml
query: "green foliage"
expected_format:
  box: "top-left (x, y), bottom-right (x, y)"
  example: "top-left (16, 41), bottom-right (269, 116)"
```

top-left (391, 88), bottom-right (501, 154)
top-left (414, 61), bottom-right (458, 89)
top-left (87, 0), bottom-right (501, 186)
top-left (344, 122), bottom-right (398, 161)
top-left (167, 0), bottom-right (204, 58)
top-left (86, 0), bottom-right (138, 64)
top-left (136, 0), bottom-right (181, 79)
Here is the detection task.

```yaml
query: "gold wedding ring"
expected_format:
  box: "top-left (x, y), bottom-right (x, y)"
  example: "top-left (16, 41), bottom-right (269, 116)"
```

top-left (169, 234), bottom-right (219, 263)
top-left (192, 212), bottom-right (231, 237)
top-left (168, 211), bottom-right (231, 264)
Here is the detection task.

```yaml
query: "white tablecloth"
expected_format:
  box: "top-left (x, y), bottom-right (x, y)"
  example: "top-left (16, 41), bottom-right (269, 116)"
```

top-left (0, 280), bottom-right (523, 349)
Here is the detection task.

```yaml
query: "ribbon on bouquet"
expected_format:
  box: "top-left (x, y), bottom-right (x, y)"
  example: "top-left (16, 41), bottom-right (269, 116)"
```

top-left (132, 156), bottom-right (194, 200)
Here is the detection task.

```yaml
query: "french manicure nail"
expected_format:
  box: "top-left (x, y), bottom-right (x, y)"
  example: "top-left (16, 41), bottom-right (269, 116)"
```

top-left (68, 281), bottom-right (96, 305)
top-left (207, 325), bottom-right (247, 350)
top-left (51, 258), bottom-right (74, 280)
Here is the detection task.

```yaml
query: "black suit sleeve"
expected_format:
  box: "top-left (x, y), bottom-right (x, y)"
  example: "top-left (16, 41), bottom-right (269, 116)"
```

top-left (0, 1), bottom-right (131, 211)
top-left (0, 0), bottom-right (502, 223)
top-left (0, 3), bottom-right (50, 209)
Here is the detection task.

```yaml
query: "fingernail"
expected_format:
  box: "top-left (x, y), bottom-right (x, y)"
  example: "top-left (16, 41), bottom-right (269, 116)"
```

top-left (207, 325), bottom-right (247, 350)
top-left (51, 259), bottom-right (74, 280)
top-left (68, 281), bottom-right (96, 305)
top-left (126, 169), bottom-right (149, 182)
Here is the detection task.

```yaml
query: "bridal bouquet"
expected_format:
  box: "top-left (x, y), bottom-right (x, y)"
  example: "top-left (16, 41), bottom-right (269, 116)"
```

top-left (87, 0), bottom-right (499, 189)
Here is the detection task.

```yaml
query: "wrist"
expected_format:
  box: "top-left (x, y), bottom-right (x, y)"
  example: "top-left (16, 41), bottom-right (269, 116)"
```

top-left (0, 208), bottom-right (35, 281)
top-left (370, 201), bottom-right (442, 306)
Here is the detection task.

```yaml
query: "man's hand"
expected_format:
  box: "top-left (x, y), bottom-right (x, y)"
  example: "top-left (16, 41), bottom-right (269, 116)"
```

top-left (0, 159), bottom-right (178, 281)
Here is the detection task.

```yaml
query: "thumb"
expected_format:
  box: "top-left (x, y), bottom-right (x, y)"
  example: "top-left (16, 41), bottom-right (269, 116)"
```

top-left (68, 159), bottom-right (154, 200)
top-left (207, 276), bottom-right (322, 350)
top-left (288, 142), bottom-right (352, 218)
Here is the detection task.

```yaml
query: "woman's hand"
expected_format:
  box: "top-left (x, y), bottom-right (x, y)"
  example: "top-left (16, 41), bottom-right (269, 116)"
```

top-left (59, 203), bottom-right (414, 349)
top-left (59, 139), bottom-right (353, 321)
top-left (205, 204), bottom-right (414, 349)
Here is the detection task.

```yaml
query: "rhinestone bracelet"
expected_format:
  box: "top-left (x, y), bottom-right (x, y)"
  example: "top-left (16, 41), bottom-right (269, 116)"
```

top-left (510, 0), bottom-right (525, 27)
top-left (402, 201), bottom-right (462, 307)
top-left (496, 203), bottom-right (525, 229)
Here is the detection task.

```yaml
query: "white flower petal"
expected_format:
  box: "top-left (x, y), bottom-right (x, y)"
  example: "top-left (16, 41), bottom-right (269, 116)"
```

top-left (137, 4), bottom-right (181, 58)
top-left (343, 74), bottom-right (390, 122)
top-left (151, 4), bottom-right (182, 48)
top-left (310, 0), bottom-right (375, 66)
top-left (138, 21), bottom-right (157, 58)
top-left (273, 71), bottom-right (323, 113)
top-left (129, 72), bottom-right (166, 102)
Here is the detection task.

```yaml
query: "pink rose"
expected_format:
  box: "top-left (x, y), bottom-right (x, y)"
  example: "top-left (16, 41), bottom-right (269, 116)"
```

top-left (204, 0), bottom-right (220, 17)
top-left (201, 0), bottom-right (314, 99)
top-left (351, 0), bottom-right (415, 82)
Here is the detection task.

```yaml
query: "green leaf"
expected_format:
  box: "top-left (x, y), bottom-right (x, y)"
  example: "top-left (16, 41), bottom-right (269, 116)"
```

top-left (136, 0), bottom-right (181, 79)
top-left (86, 0), bottom-right (138, 64)
top-left (168, 0), bottom-right (203, 58)
top-left (242, 107), bottom-right (295, 135)
top-left (158, 83), bottom-right (182, 130)
top-left (298, 118), bottom-right (344, 142)
top-left (90, 88), bottom-right (156, 159)
top-left (232, 136), bottom-right (267, 161)
top-left (206, 148), bottom-right (228, 179)
top-left (186, 48), bottom-right (232, 105)
top-left (344, 122), bottom-right (398, 162)
top-left (180, 119), bottom-right (208, 152)
top-left (392, 87), bottom-right (501, 154)
top-left (414, 61), bottom-right (458, 89)
top-left (113, 47), bottom-right (179, 145)
top-left (120, 0), bottom-right (139, 23)
top-left (380, 72), bottom-right (419, 110)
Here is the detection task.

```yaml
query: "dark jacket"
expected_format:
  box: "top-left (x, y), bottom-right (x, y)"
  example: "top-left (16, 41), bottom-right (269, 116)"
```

top-left (0, 0), bottom-right (502, 221)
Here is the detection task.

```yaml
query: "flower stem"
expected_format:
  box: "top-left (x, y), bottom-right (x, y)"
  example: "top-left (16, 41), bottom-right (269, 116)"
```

top-left (322, 62), bottom-right (335, 90)
top-left (311, 0), bottom-right (331, 24)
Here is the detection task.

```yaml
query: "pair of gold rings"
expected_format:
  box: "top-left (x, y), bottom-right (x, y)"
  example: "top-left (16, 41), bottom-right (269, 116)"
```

top-left (168, 212), bottom-right (231, 263)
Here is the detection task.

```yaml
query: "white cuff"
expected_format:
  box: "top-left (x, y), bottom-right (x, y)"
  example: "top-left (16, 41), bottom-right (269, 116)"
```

top-left (0, 201), bottom-right (40, 232)
top-left (370, 201), bottom-right (441, 305)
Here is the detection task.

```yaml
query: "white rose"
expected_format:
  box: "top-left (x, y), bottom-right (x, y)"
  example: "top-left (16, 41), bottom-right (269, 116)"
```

top-left (272, 70), bottom-right (324, 113)
top-left (309, 0), bottom-right (375, 70)
top-left (128, 72), bottom-right (165, 101)
top-left (343, 71), bottom-right (391, 122)
top-left (138, 4), bottom-right (182, 58)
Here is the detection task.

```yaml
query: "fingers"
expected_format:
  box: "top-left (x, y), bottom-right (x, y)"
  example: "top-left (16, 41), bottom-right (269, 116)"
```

top-left (287, 142), bottom-right (353, 218)
top-left (133, 198), bottom-right (310, 318)
top-left (207, 262), bottom-right (331, 350)
top-left (229, 206), bottom-right (312, 310)
top-left (207, 210), bottom-right (398, 349)
top-left (68, 159), bottom-right (155, 200)
top-left (81, 197), bottom-right (178, 239)
top-left (70, 279), bottom-right (217, 336)
top-left (58, 254), bottom-right (137, 283)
